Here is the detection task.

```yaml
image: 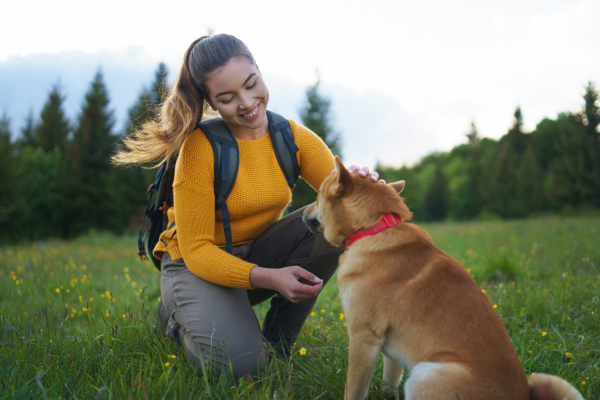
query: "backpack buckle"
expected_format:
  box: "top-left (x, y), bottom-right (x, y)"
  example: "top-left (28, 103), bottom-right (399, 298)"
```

top-left (159, 201), bottom-right (169, 215)
top-left (138, 250), bottom-right (148, 261)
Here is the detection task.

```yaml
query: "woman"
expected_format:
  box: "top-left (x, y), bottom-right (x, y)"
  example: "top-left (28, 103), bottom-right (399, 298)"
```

top-left (113, 34), bottom-right (382, 379)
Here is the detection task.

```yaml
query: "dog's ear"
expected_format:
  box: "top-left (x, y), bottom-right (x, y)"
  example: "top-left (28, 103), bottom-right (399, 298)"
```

top-left (330, 156), bottom-right (354, 197)
top-left (388, 180), bottom-right (405, 194)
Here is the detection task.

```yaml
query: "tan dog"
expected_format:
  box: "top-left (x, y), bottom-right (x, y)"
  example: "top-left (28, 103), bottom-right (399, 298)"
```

top-left (302, 157), bottom-right (583, 400)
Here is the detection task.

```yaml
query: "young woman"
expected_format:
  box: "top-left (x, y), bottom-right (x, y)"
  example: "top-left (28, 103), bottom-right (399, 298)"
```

top-left (112, 34), bottom-right (382, 379)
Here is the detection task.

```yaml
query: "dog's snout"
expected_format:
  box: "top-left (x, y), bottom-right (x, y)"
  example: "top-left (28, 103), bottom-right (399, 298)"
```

top-left (302, 214), bottom-right (321, 234)
top-left (302, 204), bottom-right (323, 234)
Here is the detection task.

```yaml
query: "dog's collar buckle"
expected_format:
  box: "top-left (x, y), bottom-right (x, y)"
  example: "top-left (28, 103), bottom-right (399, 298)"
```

top-left (343, 213), bottom-right (402, 250)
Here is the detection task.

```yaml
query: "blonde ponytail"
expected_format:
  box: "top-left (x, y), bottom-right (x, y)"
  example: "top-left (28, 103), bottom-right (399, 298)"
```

top-left (112, 34), bottom-right (255, 167)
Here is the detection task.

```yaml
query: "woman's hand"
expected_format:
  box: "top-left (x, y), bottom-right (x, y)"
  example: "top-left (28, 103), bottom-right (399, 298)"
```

top-left (250, 266), bottom-right (323, 303)
top-left (332, 165), bottom-right (386, 183)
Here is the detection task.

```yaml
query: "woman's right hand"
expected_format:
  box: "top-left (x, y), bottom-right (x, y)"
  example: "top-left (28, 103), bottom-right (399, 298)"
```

top-left (249, 265), bottom-right (323, 303)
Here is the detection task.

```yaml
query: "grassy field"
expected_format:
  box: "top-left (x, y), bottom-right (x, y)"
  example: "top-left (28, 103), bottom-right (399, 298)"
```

top-left (1, 217), bottom-right (598, 399)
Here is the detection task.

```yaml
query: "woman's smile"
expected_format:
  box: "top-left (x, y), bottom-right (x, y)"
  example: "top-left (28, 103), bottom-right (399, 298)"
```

top-left (240, 103), bottom-right (260, 120)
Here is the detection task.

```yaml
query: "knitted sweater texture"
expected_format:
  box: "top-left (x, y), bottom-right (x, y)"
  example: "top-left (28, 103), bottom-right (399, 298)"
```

top-left (153, 119), bottom-right (334, 289)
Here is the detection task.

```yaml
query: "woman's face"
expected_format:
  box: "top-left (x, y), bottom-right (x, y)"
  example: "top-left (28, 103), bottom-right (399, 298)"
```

top-left (205, 56), bottom-right (269, 137)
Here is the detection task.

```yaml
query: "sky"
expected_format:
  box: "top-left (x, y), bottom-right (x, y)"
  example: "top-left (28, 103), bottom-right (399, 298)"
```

top-left (1, 0), bottom-right (599, 167)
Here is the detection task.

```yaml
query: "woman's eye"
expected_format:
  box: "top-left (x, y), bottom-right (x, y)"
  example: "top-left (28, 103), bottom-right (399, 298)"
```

top-left (247, 79), bottom-right (257, 89)
top-left (222, 97), bottom-right (234, 104)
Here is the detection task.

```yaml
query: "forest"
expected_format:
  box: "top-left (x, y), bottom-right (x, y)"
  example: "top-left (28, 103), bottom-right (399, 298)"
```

top-left (0, 62), bottom-right (598, 243)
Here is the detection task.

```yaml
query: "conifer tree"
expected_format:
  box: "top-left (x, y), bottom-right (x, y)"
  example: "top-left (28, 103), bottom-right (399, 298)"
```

top-left (582, 82), bottom-right (600, 139)
top-left (67, 70), bottom-right (117, 235)
top-left (292, 77), bottom-right (342, 209)
top-left (19, 109), bottom-right (38, 149)
top-left (485, 107), bottom-right (540, 218)
top-left (465, 121), bottom-right (481, 147)
top-left (424, 161), bottom-right (449, 220)
top-left (36, 83), bottom-right (71, 153)
top-left (125, 62), bottom-right (169, 134)
top-left (0, 113), bottom-right (17, 240)
top-left (581, 82), bottom-right (600, 204)
top-left (300, 77), bottom-right (342, 156)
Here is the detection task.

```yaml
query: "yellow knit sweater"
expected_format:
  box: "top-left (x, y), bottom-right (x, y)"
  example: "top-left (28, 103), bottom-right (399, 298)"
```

top-left (153, 119), bottom-right (334, 289)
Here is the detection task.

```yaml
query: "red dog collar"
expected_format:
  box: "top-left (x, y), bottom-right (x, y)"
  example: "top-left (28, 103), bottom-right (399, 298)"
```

top-left (343, 213), bottom-right (402, 250)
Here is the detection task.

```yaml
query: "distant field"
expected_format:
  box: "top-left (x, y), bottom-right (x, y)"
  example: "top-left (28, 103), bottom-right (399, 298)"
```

top-left (1, 217), bottom-right (598, 399)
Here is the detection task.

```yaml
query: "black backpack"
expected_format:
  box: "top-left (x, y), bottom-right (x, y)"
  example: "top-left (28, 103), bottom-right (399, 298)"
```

top-left (137, 110), bottom-right (300, 270)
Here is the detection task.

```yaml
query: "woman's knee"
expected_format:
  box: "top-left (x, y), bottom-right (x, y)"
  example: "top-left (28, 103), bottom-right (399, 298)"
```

top-left (183, 333), bottom-right (268, 380)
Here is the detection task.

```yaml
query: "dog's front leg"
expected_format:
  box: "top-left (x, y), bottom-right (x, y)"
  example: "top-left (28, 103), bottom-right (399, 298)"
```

top-left (381, 356), bottom-right (403, 399)
top-left (344, 331), bottom-right (381, 400)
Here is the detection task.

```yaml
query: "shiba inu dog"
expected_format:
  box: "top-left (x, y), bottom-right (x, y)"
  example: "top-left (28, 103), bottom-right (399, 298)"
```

top-left (302, 157), bottom-right (583, 400)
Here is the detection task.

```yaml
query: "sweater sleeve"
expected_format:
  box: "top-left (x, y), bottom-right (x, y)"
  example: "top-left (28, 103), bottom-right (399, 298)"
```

top-left (173, 129), bottom-right (256, 289)
top-left (288, 119), bottom-right (336, 191)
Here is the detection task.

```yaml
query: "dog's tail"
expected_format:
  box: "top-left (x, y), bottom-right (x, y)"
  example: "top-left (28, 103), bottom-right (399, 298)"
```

top-left (528, 373), bottom-right (583, 400)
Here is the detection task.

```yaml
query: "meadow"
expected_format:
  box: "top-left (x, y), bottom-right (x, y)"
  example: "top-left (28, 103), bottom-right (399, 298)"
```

top-left (0, 217), bottom-right (598, 399)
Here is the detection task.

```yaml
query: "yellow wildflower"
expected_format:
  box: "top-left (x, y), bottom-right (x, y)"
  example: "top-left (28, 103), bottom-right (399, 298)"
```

top-left (170, 355), bottom-right (176, 359)
top-left (165, 362), bottom-right (170, 367)
top-left (124, 267), bottom-right (129, 273)
top-left (493, 304), bottom-right (497, 309)
top-left (582, 381), bottom-right (586, 385)
top-left (55, 288), bottom-right (60, 293)
top-left (339, 313), bottom-right (344, 320)
top-left (299, 347), bottom-right (307, 356)
top-left (565, 352), bottom-right (572, 359)
top-left (481, 289), bottom-right (486, 294)
top-left (542, 332), bottom-right (547, 336)
top-left (310, 312), bottom-right (316, 316)
top-left (132, 281), bottom-right (137, 288)
top-left (343, 323), bottom-right (347, 328)
top-left (321, 309), bottom-right (325, 314)
top-left (528, 351), bottom-right (532, 354)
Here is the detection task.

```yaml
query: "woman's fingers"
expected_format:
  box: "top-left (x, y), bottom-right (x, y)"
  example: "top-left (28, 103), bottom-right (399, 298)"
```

top-left (334, 165), bottom-right (385, 183)
top-left (275, 266), bottom-right (323, 303)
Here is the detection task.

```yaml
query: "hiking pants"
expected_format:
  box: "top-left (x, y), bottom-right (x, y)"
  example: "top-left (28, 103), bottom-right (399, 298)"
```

top-left (159, 206), bottom-right (343, 379)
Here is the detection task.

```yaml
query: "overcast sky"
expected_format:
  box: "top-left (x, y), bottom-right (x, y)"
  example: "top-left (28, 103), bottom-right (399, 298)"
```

top-left (2, 0), bottom-right (599, 166)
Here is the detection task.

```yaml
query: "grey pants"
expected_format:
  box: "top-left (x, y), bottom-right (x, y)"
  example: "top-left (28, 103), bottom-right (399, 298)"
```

top-left (159, 206), bottom-right (343, 379)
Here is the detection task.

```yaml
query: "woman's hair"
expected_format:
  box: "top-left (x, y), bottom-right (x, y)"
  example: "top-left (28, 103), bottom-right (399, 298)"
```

top-left (112, 34), bottom-right (256, 167)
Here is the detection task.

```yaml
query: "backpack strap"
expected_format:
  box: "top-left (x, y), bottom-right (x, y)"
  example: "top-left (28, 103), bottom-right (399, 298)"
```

top-left (198, 117), bottom-right (239, 254)
top-left (267, 110), bottom-right (300, 212)
top-left (268, 111), bottom-right (300, 191)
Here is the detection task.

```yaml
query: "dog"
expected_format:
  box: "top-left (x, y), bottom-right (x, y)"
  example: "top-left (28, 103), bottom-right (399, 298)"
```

top-left (302, 157), bottom-right (583, 400)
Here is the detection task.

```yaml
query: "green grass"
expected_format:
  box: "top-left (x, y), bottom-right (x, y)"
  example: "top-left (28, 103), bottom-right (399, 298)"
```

top-left (1, 217), bottom-right (598, 399)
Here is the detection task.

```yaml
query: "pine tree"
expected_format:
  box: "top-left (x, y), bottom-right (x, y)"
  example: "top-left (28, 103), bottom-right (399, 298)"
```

top-left (292, 77), bottom-right (342, 209)
top-left (66, 70), bottom-right (117, 235)
top-left (19, 109), bottom-right (38, 149)
top-left (466, 121), bottom-right (481, 147)
top-left (300, 77), bottom-right (342, 156)
top-left (36, 82), bottom-right (71, 153)
top-left (425, 161), bottom-right (449, 220)
top-left (121, 63), bottom-right (171, 229)
top-left (582, 82), bottom-right (600, 140)
top-left (125, 62), bottom-right (169, 134)
top-left (485, 107), bottom-right (540, 218)
top-left (0, 113), bottom-right (17, 240)
top-left (581, 82), bottom-right (600, 205)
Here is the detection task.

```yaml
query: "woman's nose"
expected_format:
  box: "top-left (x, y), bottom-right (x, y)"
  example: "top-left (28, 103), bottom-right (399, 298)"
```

top-left (238, 92), bottom-right (253, 110)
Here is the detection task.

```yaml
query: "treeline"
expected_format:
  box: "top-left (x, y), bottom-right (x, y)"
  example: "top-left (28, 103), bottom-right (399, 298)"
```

top-left (0, 63), bottom-right (597, 243)
top-left (377, 83), bottom-right (600, 221)
top-left (0, 64), bottom-right (170, 243)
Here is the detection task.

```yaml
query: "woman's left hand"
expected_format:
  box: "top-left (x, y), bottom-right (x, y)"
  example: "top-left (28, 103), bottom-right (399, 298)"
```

top-left (332, 165), bottom-right (386, 183)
